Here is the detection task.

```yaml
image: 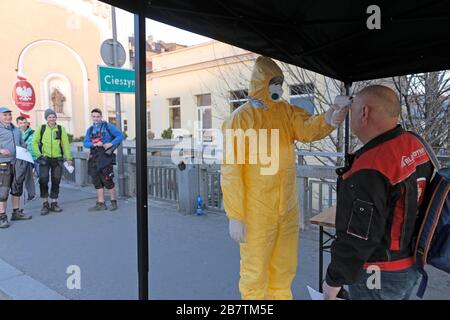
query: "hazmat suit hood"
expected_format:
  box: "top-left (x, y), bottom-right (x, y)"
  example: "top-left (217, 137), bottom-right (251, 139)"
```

top-left (248, 56), bottom-right (284, 105)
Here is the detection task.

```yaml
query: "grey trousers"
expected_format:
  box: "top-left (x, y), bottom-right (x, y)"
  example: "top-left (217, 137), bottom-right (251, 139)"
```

top-left (24, 163), bottom-right (36, 199)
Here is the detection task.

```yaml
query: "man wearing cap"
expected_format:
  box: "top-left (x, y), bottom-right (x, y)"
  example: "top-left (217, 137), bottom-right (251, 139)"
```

top-left (0, 107), bottom-right (32, 228)
top-left (32, 109), bottom-right (73, 215)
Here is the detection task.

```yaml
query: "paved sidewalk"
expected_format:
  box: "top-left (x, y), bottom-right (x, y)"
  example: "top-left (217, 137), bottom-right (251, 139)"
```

top-left (0, 183), bottom-right (447, 300)
top-left (0, 290), bottom-right (10, 300)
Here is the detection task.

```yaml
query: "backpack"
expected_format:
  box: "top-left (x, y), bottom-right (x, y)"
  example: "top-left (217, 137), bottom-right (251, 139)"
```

top-left (411, 132), bottom-right (450, 298)
top-left (88, 122), bottom-right (115, 142)
top-left (39, 124), bottom-right (63, 156)
top-left (88, 122), bottom-right (118, 164)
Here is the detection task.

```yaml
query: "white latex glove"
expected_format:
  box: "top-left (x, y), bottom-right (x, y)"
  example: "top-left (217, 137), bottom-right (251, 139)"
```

top-left (324, 107), bottom-right (335, 126)
top-left (325, 104), bottom-right (349, 127)
top-left (331, 105), bottom-right (349, 126)
top-left (325, 95), bottom-right (352, 126)
top-left (229, 219), bottom-right (246, 243)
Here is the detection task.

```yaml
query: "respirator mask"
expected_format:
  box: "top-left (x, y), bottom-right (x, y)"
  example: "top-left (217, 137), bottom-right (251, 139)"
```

top-left (268, 84), bottom-right (283, 101)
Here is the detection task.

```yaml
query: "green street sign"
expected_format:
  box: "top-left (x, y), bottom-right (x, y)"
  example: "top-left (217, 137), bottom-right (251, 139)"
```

top-left (97, 65), bottom-right (135, 94)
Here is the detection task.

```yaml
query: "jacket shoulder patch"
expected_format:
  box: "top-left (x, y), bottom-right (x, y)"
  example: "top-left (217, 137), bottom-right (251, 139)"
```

top-left (344, 133), bottom-right (430, 184)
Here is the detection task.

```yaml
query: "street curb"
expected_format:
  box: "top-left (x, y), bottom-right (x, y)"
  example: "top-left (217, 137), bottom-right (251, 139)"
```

top-left (0, 258), bottom-right (67, 300)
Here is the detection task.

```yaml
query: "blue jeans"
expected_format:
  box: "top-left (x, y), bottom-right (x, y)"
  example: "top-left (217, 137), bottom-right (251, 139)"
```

top-left (348, 265), bottom-right (420, 300)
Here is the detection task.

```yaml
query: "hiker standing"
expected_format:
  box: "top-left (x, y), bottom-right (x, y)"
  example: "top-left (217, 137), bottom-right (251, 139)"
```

top-left (16, 116), bottom-right (37, 201)
top-left (32, 109), bottom-right (73, 215)
top-left (0, 107), bottom-right (32, 228)
top-left (83, 108), bottom-right (124, 211)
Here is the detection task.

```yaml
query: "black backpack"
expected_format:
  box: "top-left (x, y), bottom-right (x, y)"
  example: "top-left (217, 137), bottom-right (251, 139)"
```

top-left (88, 122), bottom-right (118, 165)
top-left (88, 122), bottom-right (116, 144)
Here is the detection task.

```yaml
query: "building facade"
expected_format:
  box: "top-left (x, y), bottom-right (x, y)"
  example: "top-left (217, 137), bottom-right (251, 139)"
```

top-left (146, 41), bottom-right (339, 149)
top-left (0, 0), bottom-right (135, 138)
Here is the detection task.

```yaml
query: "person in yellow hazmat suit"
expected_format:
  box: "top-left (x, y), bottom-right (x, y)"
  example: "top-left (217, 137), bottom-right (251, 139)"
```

top-left (221, 56), bottom-right (349, 300)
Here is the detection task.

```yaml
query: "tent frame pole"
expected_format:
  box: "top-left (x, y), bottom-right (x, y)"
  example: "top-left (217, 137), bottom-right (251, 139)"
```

top-left (134, 9), bottom-right (149, 300)
top-left (344, 82), bottom-right (352, 166)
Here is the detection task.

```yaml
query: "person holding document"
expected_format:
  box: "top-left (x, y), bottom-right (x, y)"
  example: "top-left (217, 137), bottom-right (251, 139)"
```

top-left (0, 107), bottom-right (32, 228)
top-left (32, 109), bottom-right (73, 215)
top-left (16, 116), bottom-right (37, 201)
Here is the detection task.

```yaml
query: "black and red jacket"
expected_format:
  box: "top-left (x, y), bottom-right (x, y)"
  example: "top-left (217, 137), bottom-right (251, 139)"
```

top-left (326, 125), bottom-right (434, 287)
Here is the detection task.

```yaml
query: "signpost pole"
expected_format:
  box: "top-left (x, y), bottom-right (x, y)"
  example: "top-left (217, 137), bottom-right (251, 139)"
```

top-left (111, 6), bottom-right (126, 197)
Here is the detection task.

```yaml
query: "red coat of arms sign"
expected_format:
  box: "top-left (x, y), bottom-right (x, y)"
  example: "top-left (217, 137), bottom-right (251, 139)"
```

top-left (13, 76), bottom-right (35, 111)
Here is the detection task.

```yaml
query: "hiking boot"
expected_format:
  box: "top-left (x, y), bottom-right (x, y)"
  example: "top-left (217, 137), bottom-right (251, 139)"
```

top-left (27, 194), bottom-right (36, 201)
top-left (50, 202), bottom-right (63, 212)
top-left (0, 214), bottom-right (10, 229)
top-left (11, 209), bottom-right (32, 221)
top-left (110, 200), bottom-right (118, 212)
top-left (88, 202), bottom-right (107, 212)
top-left (41, 202), bottom-right (50, 216)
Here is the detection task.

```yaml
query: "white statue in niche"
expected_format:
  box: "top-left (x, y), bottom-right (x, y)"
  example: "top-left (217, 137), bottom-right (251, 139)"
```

top-left (50, 87), bottom-right (66, 114)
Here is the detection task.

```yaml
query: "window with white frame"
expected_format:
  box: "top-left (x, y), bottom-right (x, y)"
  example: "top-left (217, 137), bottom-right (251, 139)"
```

top-left (168, 97), bottom-right (181, 129)
top-left (229, 89), bottom-right (248, 112)
top-left (197, 93), bottom-right (212, 142)
top-left (289, 83), bottom-right (315, 114)
top-left (197, 93), bottom-right (212, 128)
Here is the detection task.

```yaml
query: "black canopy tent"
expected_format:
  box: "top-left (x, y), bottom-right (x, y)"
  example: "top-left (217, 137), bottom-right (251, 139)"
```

top-left (101, 0), bottom-right (450, 299)
top-left (107, 0), bottom-right (450, 82)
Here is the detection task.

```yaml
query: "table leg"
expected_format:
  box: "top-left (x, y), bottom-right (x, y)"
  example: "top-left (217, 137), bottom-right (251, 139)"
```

top-left (319, 226), bottom-right (324, 293)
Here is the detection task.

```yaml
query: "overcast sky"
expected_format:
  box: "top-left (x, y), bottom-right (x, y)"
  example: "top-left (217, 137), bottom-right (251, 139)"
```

top-left (145, 19), bottom-right (211, 46)
top-left (114, 5), bottom-right (212, 47)
top-left (44, 2), bottom-right (209, 47)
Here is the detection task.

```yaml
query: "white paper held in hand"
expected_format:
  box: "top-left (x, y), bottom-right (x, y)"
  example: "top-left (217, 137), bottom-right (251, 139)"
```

top-left (64, 161), bottom-right (75, 174)
top-left (15, 146), bottom-right (34, 163)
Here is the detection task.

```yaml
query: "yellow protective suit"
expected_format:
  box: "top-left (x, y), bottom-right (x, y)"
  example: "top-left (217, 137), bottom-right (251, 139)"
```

top-left (221, 56), bottom-right (334, 300)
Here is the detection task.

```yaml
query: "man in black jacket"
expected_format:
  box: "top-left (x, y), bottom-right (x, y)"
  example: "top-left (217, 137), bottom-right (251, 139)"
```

top-left (323, 85), bottom-right (434, 300)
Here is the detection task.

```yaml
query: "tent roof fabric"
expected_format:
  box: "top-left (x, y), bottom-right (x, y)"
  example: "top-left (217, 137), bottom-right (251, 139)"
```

top-left (104, 0), bottom-right (450, 82)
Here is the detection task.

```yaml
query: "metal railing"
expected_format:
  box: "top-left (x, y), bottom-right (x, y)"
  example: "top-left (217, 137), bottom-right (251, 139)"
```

top-left (203, 168), bottom-right (223, 211)
top-left (65, 143), bottom-right (450, 226)
top-left (308, 179), bottom-right (337, 217)
top-left (148, 166), bottom-right (178, 202)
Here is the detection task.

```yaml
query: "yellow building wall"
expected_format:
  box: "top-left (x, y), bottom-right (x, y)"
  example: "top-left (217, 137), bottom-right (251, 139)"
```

top-left (0, 0), bottom-right (105, 137)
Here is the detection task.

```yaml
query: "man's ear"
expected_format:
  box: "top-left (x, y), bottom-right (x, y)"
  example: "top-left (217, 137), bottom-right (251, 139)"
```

top-left (361, 105), bottom-right (370, 124)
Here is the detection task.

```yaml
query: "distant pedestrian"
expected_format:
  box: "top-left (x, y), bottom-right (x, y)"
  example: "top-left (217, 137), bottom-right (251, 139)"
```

top-left (32, 109), bottom-right (73, 215)
top-left (84, 108), bottom-right (124, 212)
top-left (16, 116), bottom-right (37, 201)
top-left (0, 107), bottom-right (32, 228)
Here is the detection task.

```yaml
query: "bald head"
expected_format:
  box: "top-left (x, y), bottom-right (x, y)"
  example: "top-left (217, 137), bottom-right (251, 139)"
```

top-left (356, 85), bottom-right (401, 118)
top-left (351, 85), bottom-right (401, 144)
